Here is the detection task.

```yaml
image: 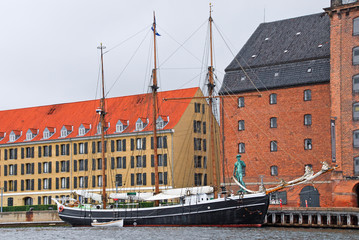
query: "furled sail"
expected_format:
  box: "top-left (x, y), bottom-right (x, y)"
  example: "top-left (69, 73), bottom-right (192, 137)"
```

top-left (146, 186), bottom-right (214, 201)
top-left (74, 190), bottom-right (103, 203)
top-left (109, 192), bottom-right (154, 201)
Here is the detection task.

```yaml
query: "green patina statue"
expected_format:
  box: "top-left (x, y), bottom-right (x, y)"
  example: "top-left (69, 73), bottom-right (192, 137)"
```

top-left (233, 154), bottom-right (246, 192)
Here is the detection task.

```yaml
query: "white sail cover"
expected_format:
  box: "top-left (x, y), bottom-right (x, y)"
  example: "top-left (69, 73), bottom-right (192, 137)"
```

top-left (109, 192), bottom-right (153, 201)
top-left (146, 186), bottom-right (214, 201)
top-left (74, 190), bottom-right (103, 203)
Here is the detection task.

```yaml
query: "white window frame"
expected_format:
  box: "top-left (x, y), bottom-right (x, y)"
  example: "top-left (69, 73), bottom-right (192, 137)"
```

top-left (79, 177), bottom-right (84, 188)
top-left (136, 138), bottom-right (142, 150)
top-left (43, 178), bottom-right (49, 189)
top-left (79, 143), bottom-right (84, 154)
top-left (61, 177), bottom-right (66, 189)
top-left (97, 175), bottom-right (103, 187)
top-left (43, 162), bottom-right (49, 173)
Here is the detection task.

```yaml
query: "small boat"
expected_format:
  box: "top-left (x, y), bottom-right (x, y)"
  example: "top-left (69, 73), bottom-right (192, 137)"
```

top-left (91, 219), bottom-right (124, 227)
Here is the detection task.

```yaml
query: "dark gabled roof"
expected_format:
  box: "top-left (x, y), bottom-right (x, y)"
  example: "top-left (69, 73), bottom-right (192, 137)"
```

top-left (220, 13), bottom-right (330, 94)
top-left (221, 58), bottom-right (330, 94)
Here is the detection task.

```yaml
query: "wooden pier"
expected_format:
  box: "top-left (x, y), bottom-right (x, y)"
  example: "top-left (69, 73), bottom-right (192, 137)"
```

top-left (264, 207), bottom-right (359, 228)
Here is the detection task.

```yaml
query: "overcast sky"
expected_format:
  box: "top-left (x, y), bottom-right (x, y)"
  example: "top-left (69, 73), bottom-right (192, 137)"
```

top-left (0, 0), bottom-right (329, 110)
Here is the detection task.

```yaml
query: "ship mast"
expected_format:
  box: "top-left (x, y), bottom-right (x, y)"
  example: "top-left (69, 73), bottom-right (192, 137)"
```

top-left (208, 3), bottom-right (219, 198)
top-left (97, 43), bottom-right (107, 209)
top-left (151, 12), bottom-right (160, 205)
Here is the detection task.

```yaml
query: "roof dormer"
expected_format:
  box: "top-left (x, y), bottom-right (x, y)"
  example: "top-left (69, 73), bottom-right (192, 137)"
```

top-left (43, 127), bottom-right (55, 140)
top-left (9, 130), bottom-right (21, 142)
top-left (116, 119), bottom-right (129, 133)
top-left (79, 123), bottom-right (91, 136)
top-left (156, 115), bottom-right (169, 129)
top-left (97, 122), bottom-right (110, 135)
top-left (135, 117), bottom-right (148, 131)
top-left (26, 128), bottom-right (38, 141)
top-left (60, 125), bottom-right (73, 138)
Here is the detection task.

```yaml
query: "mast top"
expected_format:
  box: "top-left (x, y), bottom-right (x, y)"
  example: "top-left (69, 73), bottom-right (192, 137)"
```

top-left (209, 3), bottom-right (213, 21)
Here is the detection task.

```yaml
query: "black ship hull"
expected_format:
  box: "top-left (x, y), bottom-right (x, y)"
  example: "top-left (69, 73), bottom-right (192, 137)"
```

top-left (58, 193), bottom-right (269, 227)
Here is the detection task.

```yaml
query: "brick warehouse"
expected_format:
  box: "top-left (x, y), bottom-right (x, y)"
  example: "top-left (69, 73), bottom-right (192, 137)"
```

top-left (220, 0), bottom-right (359, 207)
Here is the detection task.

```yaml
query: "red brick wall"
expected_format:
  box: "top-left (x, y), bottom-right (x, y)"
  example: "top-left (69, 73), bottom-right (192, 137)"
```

top-left (221, 84), bottom-right (332, 206)
top-left (329, 5), bottom-right (359, 177)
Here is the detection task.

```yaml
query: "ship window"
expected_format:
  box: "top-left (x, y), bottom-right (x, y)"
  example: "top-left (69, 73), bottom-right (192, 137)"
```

top-left (238, 120), bottom-right (245, 131)
top-left (270, 117), bottom-right (277, 128)
top-left (304, 114), bottom-right (312, 126)
top-left (353, 47), bottom-right (359, 65)
top-left (270, 141), bottom-right (277, 152)
top-left (269, 94), bottom-right (277, 105)
top-left (354, 17), bottom-right (359, 35)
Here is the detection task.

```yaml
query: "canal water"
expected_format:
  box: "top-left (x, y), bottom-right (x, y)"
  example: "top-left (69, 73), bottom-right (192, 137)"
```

top-left (0, 227), bottom-right (357, 240)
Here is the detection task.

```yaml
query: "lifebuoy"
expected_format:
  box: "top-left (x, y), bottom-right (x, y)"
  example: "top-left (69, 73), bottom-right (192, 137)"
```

top-left (59, 205), bottom-right (64, 212)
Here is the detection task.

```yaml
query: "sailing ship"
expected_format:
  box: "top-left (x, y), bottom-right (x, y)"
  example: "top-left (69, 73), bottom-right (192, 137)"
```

top-left (53, 8), bottom-right (335, 227)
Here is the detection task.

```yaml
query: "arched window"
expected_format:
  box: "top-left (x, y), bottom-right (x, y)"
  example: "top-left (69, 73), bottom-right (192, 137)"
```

top-left (354, 17), bottom-right (359, 35)
top-left (353, 47), bottom-right (359, 65)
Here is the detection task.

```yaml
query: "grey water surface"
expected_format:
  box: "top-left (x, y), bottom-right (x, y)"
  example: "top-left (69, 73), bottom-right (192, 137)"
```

top-left (0, 227), bottom-right (357, 240)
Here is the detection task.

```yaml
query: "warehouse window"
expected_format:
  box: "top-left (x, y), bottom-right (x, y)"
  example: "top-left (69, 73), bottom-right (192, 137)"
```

top-left (354, 103), bottom-right (359, 121)
top-left (238, 97), bottom-right (244, 108)
top-left (353, 75), bottom-right (359, 93)
top-left (270, 166), bottom-right (278, 176)
top-left (304, 139), bottom-right (312, 150)
top-left (270, 117), bottom-right (277, 128)
top-left (353, 47), bottom-right (359, 65)
top-left (269, 94), bottom-right (277, 105)
top-left (270, 141), bottom-right (277, 152)
top-left (238, 143), bottom-right (245, 153)
top-left (354, 130), bottom-right (359, 148)
top-left (354, 17), bottom-right (359, 35)
top-left (304, 114), bottom-right (312, 126)
top-left (304, 90), bottom-right (311, 101)
top-left (238, 120), bottom-right (245, 131)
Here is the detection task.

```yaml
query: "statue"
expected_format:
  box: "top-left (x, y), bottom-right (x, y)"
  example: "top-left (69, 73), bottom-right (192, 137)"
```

top-left (233, 154), bottom-right (246, 192)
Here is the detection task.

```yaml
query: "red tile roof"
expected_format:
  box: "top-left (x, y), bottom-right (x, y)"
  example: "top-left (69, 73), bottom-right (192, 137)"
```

top-left (0, 87), bottom-right (199, 144)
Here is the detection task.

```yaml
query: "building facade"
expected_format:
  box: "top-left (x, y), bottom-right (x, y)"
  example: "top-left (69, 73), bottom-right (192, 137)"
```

top-left (220, 0), bottom-right (359, 207)
top-left (0, 87), bottom-right (218, 206)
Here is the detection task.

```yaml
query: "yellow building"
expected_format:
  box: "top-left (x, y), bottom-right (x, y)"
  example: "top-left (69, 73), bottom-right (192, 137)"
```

top-left (0, 87), bottom-right (219, 206)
